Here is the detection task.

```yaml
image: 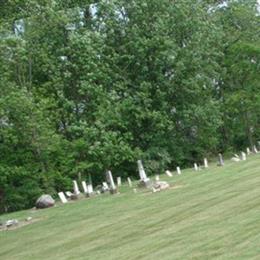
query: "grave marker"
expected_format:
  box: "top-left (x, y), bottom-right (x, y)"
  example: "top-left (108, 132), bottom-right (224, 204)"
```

top-left (117, 177), bottom-right (122, 187)
top-left (246, 147), bottom-right (251, 155)
top-left (106, 170), bottom-right (117, 194)
top-left (73, 180), bottom-right (80, 195)
top-left (204, 158), bottom-right (209, 168)
top-left (176, 166), bottom-right (181, 175)
top-left (194, 163), bottom-right (198, 171)
top-left (127, 177), bottom-right (132, 187)
top-left (218, 153), bottom-right (224, 166)
top-left (165, 170), bottom-right (173, 177)
top-left (241, 151), bottom-right (247, 161)
top-left (155, 175), bottom-right (160, 181)
top-left (81, 181), bottom-right (88, 194)
top-left (58, 192), bottom-right (68, 203)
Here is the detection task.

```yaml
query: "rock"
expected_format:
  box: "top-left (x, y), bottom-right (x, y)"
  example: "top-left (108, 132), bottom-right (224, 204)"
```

top-left (5, 219), bottom-right (19, 227)
top-left (25, 217), bottom-right (32, 222)
top-left (35, 194), bottom-right (55, 209)
top-left (138, 179), bottom-right (153, 188)
top-left (231, 157), bottom-right (240, 162)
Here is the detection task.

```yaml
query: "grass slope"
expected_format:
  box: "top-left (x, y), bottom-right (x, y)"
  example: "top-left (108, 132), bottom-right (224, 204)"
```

top-left (0, 155), bottom-right (260, 260)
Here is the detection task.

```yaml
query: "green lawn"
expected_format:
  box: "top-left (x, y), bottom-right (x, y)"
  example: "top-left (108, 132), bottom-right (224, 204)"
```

top-left (1, 155), bottom-right (260, 260)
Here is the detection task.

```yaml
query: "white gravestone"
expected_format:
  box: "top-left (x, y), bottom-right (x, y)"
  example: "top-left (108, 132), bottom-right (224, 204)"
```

top-left (204, 158), bottom-right (209, 168)
top-left (127, 177), bottom-right (132, 187)
top-left (218, 153), bottom-right (224, 166)
top-left (246, 147), bottom-right (251, 155)
top-left (176, 166), bottom-right (181, 175)
top-left (58, 192), bottom-right (68, 203)
top-left (241, 152), bottom-right (246, 161)
top-left (87, 184), bottom-right (93, 194)
top-left (137, 160), bottom-right (149, 181)
top-left (82, 181), bottom-right (88, 193)
top-left (165, 170), bottom-right (173, 177)
top-left (194, 163), bottom-right (198, 171)
top-left (117, 177), bottom-right (122, 187)
top-left (102, 182), bottom-right (109, 190)
top-left (65, 191), bottom-right (73, 198)
top-left (73, 180), bottom-right (80, 195)
top-left (155, 175), bottom-right (160, 181)
top-left (253, 145), bottom-right (258, 154)
top-left (106, 170), bottom-right (117, 193)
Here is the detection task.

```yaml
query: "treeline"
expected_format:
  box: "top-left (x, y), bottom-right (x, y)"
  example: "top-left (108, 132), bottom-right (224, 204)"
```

top-left (0, 0), bottom-right (259, 213)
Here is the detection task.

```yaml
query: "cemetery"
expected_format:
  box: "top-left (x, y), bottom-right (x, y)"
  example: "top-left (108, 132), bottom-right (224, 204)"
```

top-left (0, 151), bottom-right (259, 259)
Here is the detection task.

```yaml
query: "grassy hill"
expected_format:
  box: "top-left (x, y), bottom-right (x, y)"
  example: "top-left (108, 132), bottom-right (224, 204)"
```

top-left (1, 155), bottom-right (260, 260)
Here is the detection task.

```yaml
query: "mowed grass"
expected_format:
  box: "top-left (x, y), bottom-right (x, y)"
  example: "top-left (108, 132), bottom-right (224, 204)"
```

top-left (0, 155), bottom-right (260, 260)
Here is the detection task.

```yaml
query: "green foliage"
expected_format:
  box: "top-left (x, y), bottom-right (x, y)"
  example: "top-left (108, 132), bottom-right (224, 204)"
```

top-left (0, 0), bottom-right (259, 212)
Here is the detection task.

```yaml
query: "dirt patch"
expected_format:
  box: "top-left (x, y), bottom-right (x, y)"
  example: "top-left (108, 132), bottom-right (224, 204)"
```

top-left (0, 218), bottom-right (42, 232)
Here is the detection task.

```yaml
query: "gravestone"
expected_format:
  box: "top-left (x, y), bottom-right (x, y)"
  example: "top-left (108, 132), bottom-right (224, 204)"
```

top-left (176, 166), bottom-right (181, 175)
top-left (218, 153), bottom-right (224, 166)
top-left (253, 145), bottom-right (258, 154)
top-left (204, 158), bottom-right (209, 168)
top-left (155, 175), bottom-right (160, 181)
top-left (194, 163), bottom-right (198, 171)
top-left (241, 152), bottom-right (247, 161)
top-left (106, 170), bottom-right (117, 194)
top-left (102, 182), bottom-right (109, 190)
top-left (82, 181), bottom-right (88, 194)
top-left (165, 170), bottom-right (173, 177)
top-left (231, 157), bottom-right (240, 162)
top-left (65, 191), bottom-right (73, 198)
top-left (127, 177), bottom-right (132, 187)
top-left (246, 147), bottom-right (251, 155)
top-left (73, 180), bottom-right (80, 195)
top-left (58, 192), bottom-right (68, 204)
top-left (117, 177), bottom-right (122, 187)
top-left (87, 184), bottom-right (93, 194)
top-left (137, 160), bottom-right (152, 188)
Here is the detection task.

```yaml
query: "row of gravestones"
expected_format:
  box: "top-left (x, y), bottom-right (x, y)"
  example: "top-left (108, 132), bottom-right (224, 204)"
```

top-left (36, 142), bottom-right (260, 207)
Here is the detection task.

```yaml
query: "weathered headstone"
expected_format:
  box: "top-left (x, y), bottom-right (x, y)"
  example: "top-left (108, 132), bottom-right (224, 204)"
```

top-left (137, 160), bottom-right (151, 188)
top-left (87, 184), bottom-right (93, 194)
top-left (241, 151), bottom-right (247, 161)
top-left (58, 192), bottom-right (68, 204)
top-left (106, 170), bottom-right (117, 194)
top-left (204, 158), bottom-right (209, 168)
top-left (165, 170), bottom-right (173, 177)
top-left (102, 182), bottom-right (109, 190)
top-left (117, 177), bottom-right (122, 187)
top-left (82, 181), bottom-right (88, 194)
top-left (36, 194), bottom-right (55, 209)
top-left (73, 180), bottom-right (80, 195)
top-left (231, 157), bottom-right (240, 162)
top-left (65, 191), bottom-right (73, 198)
top-left (127, 177), bottom-right (132, 187)
top-left (176, 166), bottom-right (181, 175)
top-left (194, 163), bottom-right (198, 171)
top-left (253, 145), bottom-right (258, 154)
top-left (218, 153), bottom-right (224, 166)
top-left (155, 175), bottom-right (160, 181)
top-left (246, 147), bottom-right (251, 155)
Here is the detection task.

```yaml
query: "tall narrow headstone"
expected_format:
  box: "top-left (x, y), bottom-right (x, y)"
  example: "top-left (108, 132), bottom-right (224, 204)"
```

top-left (218, 153), bottom-right (224, 166)
top-left (194, 163), bottom-right (198, 171)
top-left (117, 177), bottom-right (122, 187)
top-left (73, 180), bottom-right (80, 195)
top-left (81, 181), bottom-right (88, 194)
top-left (253, 145), bottom-right (258, 154)
top-left (241, 151), bottom-right (247, 161)
top-left (246, 147), bottom-right (251, 155)
top-left (58, 192), bottom-right (68, 203)
top-left (176, 166), bottom-right (181, 175)
top-left (106, 170), bottom-right (117, 194)
top-left (165, 170), bottom-right (173, 177)
top-left (137, 160), bottom-right (149, 181)
top-left (137, 160), bottom-right (151, 188)
top-left (204, 158), bottom-right (209, 168)
top-left (127, 177), bottom-right (132, 187)
top-left (87, 184), bottom-right (93, 194)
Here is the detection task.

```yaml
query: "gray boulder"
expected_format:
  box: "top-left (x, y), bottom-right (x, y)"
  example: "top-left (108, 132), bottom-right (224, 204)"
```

top-left (36, 194), bottom-right (55, 209)
top-left (153, 181), bottom-right (170, 191)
